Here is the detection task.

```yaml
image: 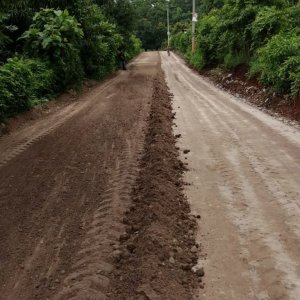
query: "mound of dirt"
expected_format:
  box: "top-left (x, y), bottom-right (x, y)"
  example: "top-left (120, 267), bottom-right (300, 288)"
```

top-left (107, 69), bottom-right (201, 299)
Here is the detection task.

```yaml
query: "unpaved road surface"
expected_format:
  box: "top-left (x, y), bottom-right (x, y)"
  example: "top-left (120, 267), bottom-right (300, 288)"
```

top-left (0, 52), bottom-right (200, 300)
top-left (162, 52), bottom-right (300, 300)
top-left (0, 53), bottom-right (157, 300)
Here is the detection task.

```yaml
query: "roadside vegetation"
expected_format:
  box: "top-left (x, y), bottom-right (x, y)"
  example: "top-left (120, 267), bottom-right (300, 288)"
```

top-left (171, 0), bottom-right (300, 99)
top-left (2, 0), bottom-right (300, 121)
top-left (0, 0), bottom-right (142, 121)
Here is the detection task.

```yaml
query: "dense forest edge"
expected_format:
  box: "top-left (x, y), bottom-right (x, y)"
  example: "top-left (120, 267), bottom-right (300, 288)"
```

top-left (1, 0), bottom-right (300, 122)
top-left (171, 0), bottom-right (300, 103)
top-left (0, 0), bottom-right (143, 121)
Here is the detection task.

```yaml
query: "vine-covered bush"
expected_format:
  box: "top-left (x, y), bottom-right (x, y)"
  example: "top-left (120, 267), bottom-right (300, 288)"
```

top-left (0, 57), bottom-right (55, 120)
top-left (21, 9), bottom-right (84, 90)
top-left (250, 32), bottom-right (300, 96)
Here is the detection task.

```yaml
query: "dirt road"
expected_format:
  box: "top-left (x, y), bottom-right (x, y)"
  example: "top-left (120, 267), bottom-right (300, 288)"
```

top-left (162, 52), bottom-right (300, 300)
top-left (1, 50), bottom-right (300, 300)
top-left (0, 53), bottom-right (158, 300)
top-left (0, 52), bottom-right (200, 300)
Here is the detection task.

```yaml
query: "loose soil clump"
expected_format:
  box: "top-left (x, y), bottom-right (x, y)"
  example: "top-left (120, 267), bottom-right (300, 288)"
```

top-left (108, 67), bottom-right (200, 299)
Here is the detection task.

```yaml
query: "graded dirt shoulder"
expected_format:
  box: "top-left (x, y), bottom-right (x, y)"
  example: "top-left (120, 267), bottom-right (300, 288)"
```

top-left (0, 52), bottom-right (158, 300)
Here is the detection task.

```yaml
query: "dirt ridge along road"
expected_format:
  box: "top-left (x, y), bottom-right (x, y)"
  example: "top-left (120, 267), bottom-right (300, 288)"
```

top-left (0, 52), bottom-right (158, 300)
top-left (108, 66), bottom-right (201, 299)
top-left (162, 51), bottom-right (300, 300)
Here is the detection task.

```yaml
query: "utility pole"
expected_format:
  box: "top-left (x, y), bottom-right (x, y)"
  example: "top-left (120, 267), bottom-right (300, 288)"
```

top-left (192, 0), bottom-right (197, 53)
top-left (167, 0), bottom-right (170, 48)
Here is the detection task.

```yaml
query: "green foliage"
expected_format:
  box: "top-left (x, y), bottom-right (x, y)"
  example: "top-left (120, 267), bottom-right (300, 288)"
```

top-left (223, 51), bottom-right (249, 70)
top-left (0, 57), bottom-right (55, 120)
top-left (96, 0), bottom-right (135, 36)
top-left (0, 14), bottom-right (18, 62)
top-left (171, 30), bottom-right (191, 55)
top-left (21, 8), bottom-right (84, 89)
top-left (126, 35), bottom-right (143, 61)
top-left (132, 0), bottom-right (195, 50)
top-left (251, 5), bottom-right (300, 49)
top-left (188, 51), bottom-right (205, 70)
top-left (199, 0), bottom-right (224, 15)
top-left (73, 1), bottom-right (122, 79)
top-left (250, 32), bottom-right (300, 95)
top-left (172, 0), bottom-right (300, 97)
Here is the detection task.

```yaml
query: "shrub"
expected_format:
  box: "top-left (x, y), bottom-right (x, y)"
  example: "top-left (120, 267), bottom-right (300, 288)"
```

top-left (126, 34), bottom-right (143, 61)
top-left (188, 50), bottom-right (205, 70)
top-left (0, 57), bottom-right (55, 120)
top-left (20, 9), bottom-right (84, 90)
top-left (171, 30), bottom-right (191, 55)
top-left (250, 32), bottom-right (300, 95)
top-left (279, 55), bottom-right (300, 97)
top-left (73, 1), bottom-right (122, 79)
top-left (196, 13), bottom-right (220, 66)
top-left (251, 5), bottom-right (300, 50)
top-left (0, 13), bottom-right (18, 63)
top-left (223, 51), bottom-right (249, 70)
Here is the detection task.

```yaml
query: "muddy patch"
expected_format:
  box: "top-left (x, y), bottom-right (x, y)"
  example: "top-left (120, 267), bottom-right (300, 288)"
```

top-left (108, 68), bottom-right (201, 299)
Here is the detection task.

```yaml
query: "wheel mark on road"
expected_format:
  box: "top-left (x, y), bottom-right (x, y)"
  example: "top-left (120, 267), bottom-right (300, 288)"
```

top-left (0, 77), bottom-right (119, 169)
top-left (53, 130), bottom-right (145, 300)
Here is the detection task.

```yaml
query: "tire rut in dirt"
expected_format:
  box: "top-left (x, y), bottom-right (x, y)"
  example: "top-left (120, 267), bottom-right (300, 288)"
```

top-left (53, 140), bottom-right (145, 300)
top-left (108, 68), bottom-right (201, 299)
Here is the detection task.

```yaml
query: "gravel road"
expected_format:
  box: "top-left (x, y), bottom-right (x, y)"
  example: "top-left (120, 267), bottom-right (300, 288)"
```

top-left (162, 51), bottom-right (300, 300)
top-left (1, 50), bottom-right (299, 300)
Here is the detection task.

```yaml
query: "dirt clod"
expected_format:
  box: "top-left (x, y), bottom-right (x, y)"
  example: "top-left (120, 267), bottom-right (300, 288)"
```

top-left (191, 246), bottom-right (198, 253)
top-left (194, 267), bottom-right (205, 277)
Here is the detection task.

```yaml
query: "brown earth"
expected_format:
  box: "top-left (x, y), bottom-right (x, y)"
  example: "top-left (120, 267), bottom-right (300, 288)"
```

top-left (0, 52), bottom-right (200, 300)
top-left (108, 69), bottom-right (200, 299)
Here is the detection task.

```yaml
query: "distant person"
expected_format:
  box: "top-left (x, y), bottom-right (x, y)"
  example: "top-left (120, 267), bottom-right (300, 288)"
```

top-left (118, 50), bottom-right (127, 70)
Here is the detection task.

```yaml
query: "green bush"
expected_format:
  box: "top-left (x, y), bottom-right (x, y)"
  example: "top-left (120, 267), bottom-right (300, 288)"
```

top-left (74, 1), bottom-right (122, 79)
top-left (280, 55), bottom-right (300, 97)
top-left (251, 5), bottom-right (300, 50)
top-left (171, 30), bottom-right (191, 55)
top-left (171, 1), bottom-right (300, 97)
top-left (250, 32), bottom-right (300, 95)
top-left (0, 57), bottom-right (55, 120)
top-left (188, 51), bottom-right (205, 70)
top-left (223, 51), bottom-right (249, 70)
top-left (20, 8), bottom-right (84, 90)
top-left (0, 13), bottom-right (18, 63)
top-left (196, 13), bottom-right (220, 66)
top-left (126, 34), bottom-right (143, 61)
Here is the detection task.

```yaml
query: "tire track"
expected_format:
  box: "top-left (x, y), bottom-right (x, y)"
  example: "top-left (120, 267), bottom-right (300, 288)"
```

top-left (53, 137), bottom-right (145, 300)
top-left (0, 78), bottom-right (118, 168)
